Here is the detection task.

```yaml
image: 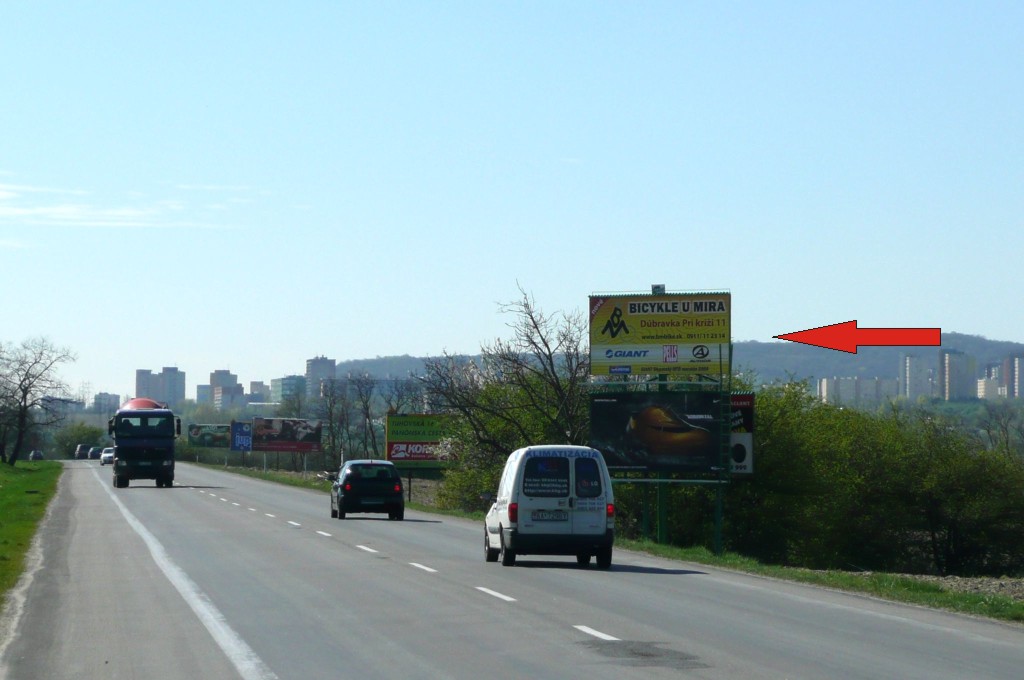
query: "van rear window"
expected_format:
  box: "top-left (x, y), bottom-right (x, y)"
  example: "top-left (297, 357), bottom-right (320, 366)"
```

top-left (575, 457), bottom-right (603, 498)
top-left (522, 457), bottom-right (570, 497)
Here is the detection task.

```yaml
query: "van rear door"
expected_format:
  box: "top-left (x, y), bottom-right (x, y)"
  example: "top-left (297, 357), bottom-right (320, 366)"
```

top-left (571, 456), bottom-right (608, 536)
top-left (518, 455), bottom-right (572, 536)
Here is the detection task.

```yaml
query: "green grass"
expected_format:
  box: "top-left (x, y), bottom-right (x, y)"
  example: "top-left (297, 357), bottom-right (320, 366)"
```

top-left (615, 538), bottom-right (1024, 624)
top-left (0, 461), bottom-right (62, 596)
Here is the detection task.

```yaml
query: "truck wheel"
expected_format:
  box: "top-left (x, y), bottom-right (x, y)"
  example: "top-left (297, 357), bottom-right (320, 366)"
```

top-left (596, 546), bottom-right (612, 570)
top-left (499, 531), bottom-right (516, 567)
top-left (576, 553), bottom-right (592, 567)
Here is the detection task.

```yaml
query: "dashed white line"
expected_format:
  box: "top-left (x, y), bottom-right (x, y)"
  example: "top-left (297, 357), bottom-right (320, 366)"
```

top-left (316, 531), bottom-right (332, 537)
top-left (574, 625), bottom-right (619, 641)
top-left (287, 521), bottom-right (301, 527)
top-left (410, 563), bottom-right (437, 573)
top-left (248, 508), bottom-right (257, 512)
top-left (357, 545), bottom-right (378, 554)
top-left (232, 502), bottom-right (240, 507)
top-left (476, 587), bottom-right (516, 602)
top-left (265, 514), bottom-right (276, 518)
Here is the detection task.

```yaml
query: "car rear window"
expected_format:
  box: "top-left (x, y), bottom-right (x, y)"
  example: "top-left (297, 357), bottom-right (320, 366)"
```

top-left (347, 465), bottom-right (398, 479)
top-left (522, 457), bottom-right (570, 497)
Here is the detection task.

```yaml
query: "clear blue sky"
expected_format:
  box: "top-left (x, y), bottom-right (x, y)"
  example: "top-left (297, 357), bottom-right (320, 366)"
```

top-left (3, 2), bottom-right (1021, 401)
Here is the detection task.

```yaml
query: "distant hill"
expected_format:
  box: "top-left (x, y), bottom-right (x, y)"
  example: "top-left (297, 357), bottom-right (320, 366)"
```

top-left (334, 333), bottom-right (1024, 385)
top-left (735, 333), bottom-right (1024, 384)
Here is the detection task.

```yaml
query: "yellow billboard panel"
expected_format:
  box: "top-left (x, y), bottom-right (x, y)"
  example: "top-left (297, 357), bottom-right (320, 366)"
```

top-left (589, 293), bottom-right (731, 376)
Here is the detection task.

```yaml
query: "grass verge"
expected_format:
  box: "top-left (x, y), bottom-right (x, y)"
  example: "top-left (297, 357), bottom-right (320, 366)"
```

top-left (0, 461), bottom-right (62, 598)
top-left (190, 463), bottom-right (1024, 625)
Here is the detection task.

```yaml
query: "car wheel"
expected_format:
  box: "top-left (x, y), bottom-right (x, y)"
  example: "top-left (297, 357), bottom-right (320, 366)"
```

top-left (596, 546), bottom-right (612, 570)
top-left (499, 530), bottom-right (516, 567)
top-left (576, 553), bottom-right (592, 567)
top-left (331, 504), bottom-right (338, 519)
top-left (485, 531), bottom-right (499, 562)
top-left (337, 509), bottom-right (345, 520)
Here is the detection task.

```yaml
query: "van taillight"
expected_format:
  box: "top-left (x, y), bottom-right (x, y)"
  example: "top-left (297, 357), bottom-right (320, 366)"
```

top-left (344, 483), bottom-right (352, 492)
top-left (606, 503), bottom-right (615, 518)
top-left (393, 483), bottom-right (401, 493)
top-left (508, 503), bottom-right (518, 523)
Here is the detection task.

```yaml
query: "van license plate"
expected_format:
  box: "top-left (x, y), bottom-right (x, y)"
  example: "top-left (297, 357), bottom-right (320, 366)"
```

top-left (531, 510), bottom-right (567, 521)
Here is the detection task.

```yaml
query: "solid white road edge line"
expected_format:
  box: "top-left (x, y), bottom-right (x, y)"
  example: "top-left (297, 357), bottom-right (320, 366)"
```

top-left (96, 468), bottom-right (278, 680)
top-left (476, 587), bottom-right (516, 602)
top-left (574, 625), bottom-right (619, 641)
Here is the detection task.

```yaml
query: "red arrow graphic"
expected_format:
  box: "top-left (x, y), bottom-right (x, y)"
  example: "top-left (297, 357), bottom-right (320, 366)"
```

top-left (774, 320), bottom-right (942, 354)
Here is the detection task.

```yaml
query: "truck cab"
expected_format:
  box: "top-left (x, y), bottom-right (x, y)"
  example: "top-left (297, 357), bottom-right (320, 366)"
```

top-left (108, 398), bottom-right (181, 488)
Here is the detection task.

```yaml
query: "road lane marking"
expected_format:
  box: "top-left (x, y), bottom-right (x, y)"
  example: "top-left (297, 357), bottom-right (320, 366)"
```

top-left (476, 587), bottom-right (516, 602)
top-left (248, 508), bottom-right (257, 512)
top-left (232, 503), bottom-right (240, 507)
top-left (357, 545), bottom-right (378, 553)
top-left (316, 531), bottom-right (332, 537)
top-left (96, 469), bottom-right (277, 680)
top-left (410, 563), bottom-right (437, 573)
top-left (265, 514), bottom-right (276, 518)
top-left (574, 625), bottom-right (619, 641)
top-left (287, 521), bottom-right (301, 527)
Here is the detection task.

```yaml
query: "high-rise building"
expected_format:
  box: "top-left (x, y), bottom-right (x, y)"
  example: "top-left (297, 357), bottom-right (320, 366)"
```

top-left (271, 375), bottom-right (306, 403)
top-left (937, 350), bottom-right (976, 401)
top-left (249, 381), bottom-right (270, 401)
top-left (1003, 354), bottom-right (1024, 399)
top-left (900, 354), bottom-right (933, 401)
top-left (93, 392), bottom-right (121, 413)
top-left (306, 356), bottom-right (337, 399)
top-left (210, 369), bottom-right (239, 390)
top-left (135, 367), bottom-right (186, 406)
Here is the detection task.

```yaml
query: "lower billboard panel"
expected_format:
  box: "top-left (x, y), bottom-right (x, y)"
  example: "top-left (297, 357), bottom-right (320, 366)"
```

top-left (590, 392), bottom-right (722, 473)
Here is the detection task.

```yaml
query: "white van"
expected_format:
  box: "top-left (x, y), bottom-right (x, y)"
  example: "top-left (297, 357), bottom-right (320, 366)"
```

top-left (484, 445), bottom-right (615, 569)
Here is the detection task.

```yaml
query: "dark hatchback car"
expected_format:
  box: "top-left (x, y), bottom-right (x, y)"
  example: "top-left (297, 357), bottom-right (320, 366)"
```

top-left (329, 460), bottom-right (404, 520)
top-left (87, 447), bottom-right (102, 460)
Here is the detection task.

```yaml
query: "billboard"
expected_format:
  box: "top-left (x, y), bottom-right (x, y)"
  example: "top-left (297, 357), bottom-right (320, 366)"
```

top-left (230, 421), bottom-right (253, 452)
top-left (729, 393), bottom-right (755, 474)
top-left (385, 414), bottom-right (448, 461)
top-left (589, 391), bottom-right (723, 473)
top-left (589, 293), bottom-right (731, 377)
top-left (187, 423), bottom-right (231, 448)
top-left (251, 418), bottom-right (322, 452)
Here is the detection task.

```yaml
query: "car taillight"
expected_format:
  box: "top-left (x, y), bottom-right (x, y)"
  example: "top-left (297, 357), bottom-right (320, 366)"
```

top-left (393, 483), bottom-right (401, 493)
top-left (606, 503), bottom-right (615, 518)
top-left (344, 483), bottom-right (352, 492)
top-left (508, 502), bottom-right (518, 523)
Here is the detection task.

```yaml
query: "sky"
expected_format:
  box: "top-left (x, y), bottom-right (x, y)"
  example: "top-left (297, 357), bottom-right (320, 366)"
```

top-left (2, 2), bottom-right (1021, 402)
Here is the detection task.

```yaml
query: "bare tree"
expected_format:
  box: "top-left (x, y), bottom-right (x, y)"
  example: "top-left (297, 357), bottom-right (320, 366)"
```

top-left (317, 378), bottom-right (356, 469)
top-left (0, 338), bottom-right (75, 465)
top-left (352, 373), bottom-right (380, 457)
top-left (381, 376), bottom-right (424, 415)
top-left (420, 287), bottom-right (591, 461)
top-left (978, 400), bottom-right (1018, 452)
top-left (488, 286), bottom-right (590, 444)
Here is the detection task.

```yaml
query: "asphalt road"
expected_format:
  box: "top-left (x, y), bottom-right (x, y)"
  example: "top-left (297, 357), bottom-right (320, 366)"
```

top-left (2, 460), bottom-right (1022, 679)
